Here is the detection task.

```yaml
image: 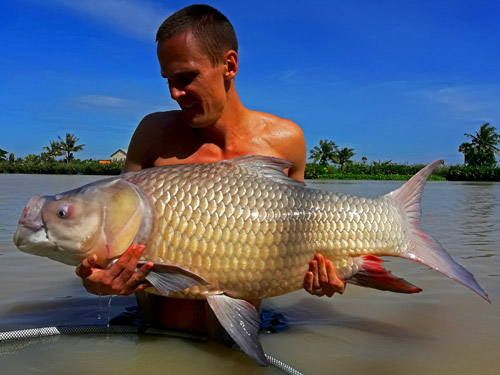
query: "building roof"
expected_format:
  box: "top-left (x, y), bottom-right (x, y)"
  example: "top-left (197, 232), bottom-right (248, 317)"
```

top-left (110, 149), bottom-right (127, 157)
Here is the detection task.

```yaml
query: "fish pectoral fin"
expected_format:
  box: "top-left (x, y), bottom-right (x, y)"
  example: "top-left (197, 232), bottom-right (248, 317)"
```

top-left (141, 262), bottom-right (210, 296)
top-left (346, 255), bottom-right (422, 294)
top-left (207, 295), bottom-right (267, 366)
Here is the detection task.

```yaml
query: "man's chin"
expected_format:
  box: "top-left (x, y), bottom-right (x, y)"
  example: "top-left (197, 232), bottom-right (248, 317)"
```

top-left (187, 116), bottom-right (215, 129)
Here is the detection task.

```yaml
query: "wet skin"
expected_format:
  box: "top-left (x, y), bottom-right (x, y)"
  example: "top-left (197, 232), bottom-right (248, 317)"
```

top-left (75, 30), bottom-right (345, 333)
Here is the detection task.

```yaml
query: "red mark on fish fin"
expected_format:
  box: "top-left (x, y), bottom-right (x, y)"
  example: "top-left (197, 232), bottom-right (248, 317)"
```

top-left (413, 223), bottom-right (429, 241)
top-left (346, 255), bottom-right (422, 294)
top-left (363, 254), bottom-right (383, 263)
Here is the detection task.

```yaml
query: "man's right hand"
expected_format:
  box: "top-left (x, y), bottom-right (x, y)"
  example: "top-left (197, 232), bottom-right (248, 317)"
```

top-left (75, 244), bottom-right (153, 296)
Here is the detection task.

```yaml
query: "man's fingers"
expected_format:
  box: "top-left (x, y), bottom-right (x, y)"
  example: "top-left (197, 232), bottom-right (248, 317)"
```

top-left (108, 244), bottom-right (145, 279)
top-left (134, 282), bottom-right (153, 293)
top-left (310, 259), bottom-right (321, 289)
top-left (305, 265), bottom-right (325, 297)
top-left (316, 254), bottom-right (329, 285)
top-left (116, 244), bottom-right (146, 281)
top-left (326, 259), bottom-right (345, 294)
top-left (126, 261), bottom-right (153, 288)
top-left (75, 254), bottom-right (97, 278)
top-left (304, 271), bottom-right (314, 293)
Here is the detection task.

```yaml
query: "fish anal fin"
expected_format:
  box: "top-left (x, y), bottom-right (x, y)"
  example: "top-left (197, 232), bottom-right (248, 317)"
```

top-left (347, 255), bottom-right (422, 294)
top-left (207, 294), bottom-right (267, 366)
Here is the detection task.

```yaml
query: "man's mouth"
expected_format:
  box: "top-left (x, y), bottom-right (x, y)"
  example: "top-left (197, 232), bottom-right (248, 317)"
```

top-left (181, 103), bottom-right (198, 111)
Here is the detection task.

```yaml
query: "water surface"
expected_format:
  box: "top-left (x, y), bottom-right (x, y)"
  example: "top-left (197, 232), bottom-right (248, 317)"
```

top-left (0, 174), bottom-right (498, 374)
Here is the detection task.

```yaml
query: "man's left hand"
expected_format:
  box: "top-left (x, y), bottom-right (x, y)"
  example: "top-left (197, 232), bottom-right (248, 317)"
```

top-left (304, 253), bottom-right (345, 297)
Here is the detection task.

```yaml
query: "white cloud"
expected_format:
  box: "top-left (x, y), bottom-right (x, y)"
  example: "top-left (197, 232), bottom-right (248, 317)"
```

top-left (71, 93), bottom-right (179, 115)
top-left (46, 0), bottom-right (171, 41)
top-left (73, 94), bottom-right (130, 108)
top-left (412, 84), bottom-right (500, 115)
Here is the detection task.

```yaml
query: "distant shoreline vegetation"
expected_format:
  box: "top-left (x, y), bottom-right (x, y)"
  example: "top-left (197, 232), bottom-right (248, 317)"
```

top-left (0, 159), bottom-right (124, 175)
top-left (1, 158), bottom-right (500, 182)
top-left (2, 123), bottom-right (500, 181)
top-left (305, 122), bottom-right (500, 182)
top-left (305, 162), bottom-right (500, 182)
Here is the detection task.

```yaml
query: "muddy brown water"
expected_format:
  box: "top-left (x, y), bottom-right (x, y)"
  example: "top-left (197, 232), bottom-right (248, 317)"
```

top-left (0, 174), bottom-right (498, 374)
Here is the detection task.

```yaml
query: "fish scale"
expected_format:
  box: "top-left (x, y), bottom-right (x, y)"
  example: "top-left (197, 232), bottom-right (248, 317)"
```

top-left (121, 160), bottom-right (409, 300)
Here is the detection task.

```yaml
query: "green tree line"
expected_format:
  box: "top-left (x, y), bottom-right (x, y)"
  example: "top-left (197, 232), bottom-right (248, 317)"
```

top-left (306, 123), bottom-right (500, 181)
top-left (2, 124), bottom-right (500, 180)
top-left (0, 133), bottom-right (123, 175)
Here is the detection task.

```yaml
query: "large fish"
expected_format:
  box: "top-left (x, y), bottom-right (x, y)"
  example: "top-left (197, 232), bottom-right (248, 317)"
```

top-left (13, 155), bottom-right (489, 365)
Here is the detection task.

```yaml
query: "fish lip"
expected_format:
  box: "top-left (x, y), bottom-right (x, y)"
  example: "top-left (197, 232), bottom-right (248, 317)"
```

top-left (13, 223), bottom-right (48, 248)
top-left (19, 195), bottom-right (47, 229)
top-left (17, 219), bottom-right (43, 231)
top-left (14, 195), bottom-right (48, 247)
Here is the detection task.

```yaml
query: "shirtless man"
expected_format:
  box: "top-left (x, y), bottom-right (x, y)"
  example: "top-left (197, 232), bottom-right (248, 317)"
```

top-left (76, 4), bottom-right (344, 333)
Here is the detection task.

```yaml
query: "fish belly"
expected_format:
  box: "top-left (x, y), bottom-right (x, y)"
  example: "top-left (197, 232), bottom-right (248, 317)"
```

top-left (123, 163), bottom-right (409, 300)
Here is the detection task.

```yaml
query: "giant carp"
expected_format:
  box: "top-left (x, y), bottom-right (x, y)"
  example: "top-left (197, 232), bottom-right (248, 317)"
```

top-left (13, 155), bottom-right (489, 365)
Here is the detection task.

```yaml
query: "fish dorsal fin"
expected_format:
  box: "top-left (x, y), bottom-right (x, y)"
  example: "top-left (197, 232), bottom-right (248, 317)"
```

top-left (220, 155), bottom-right (306, 187)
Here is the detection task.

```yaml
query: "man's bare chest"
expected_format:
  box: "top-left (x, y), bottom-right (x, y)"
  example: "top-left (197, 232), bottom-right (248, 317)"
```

top-left (152, 140), bottom-right (279, 167)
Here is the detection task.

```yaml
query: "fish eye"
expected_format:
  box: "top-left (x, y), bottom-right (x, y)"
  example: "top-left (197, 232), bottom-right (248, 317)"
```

top-left (56, 205), bottom-right (72, 219)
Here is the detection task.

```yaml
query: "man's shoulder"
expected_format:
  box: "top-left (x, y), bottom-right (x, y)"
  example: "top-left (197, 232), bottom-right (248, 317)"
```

top-left (132, 110), bottom-right (193, 143)
top-left (247, 110), bottom-right (306, 180)
top-left (137, 110), bottom-right (183, 133)
top-left (251, 110), bottom-right (304, 138)
top-left (254, 111), bottom-right (304, 143)
top-left (125, 110), bottom-right (188, 170)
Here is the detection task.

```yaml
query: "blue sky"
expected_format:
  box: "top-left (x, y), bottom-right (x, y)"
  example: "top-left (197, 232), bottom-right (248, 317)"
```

top-left (1, 0), bottom-right (499, 164)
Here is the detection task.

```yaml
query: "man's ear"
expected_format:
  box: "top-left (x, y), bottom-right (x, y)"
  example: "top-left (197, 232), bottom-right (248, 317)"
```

top-left (224, 50), bottom-right (238, 80)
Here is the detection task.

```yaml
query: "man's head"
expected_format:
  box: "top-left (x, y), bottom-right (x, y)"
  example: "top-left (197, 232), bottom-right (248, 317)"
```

top-left (156, 4), bottom-right (238, 67)
top-left (156, 5), bottom-right (240, 128)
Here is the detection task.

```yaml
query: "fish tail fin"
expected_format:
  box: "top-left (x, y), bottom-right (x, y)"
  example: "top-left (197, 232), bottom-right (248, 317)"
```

top-left (388, 159), bottom-right (490, 302)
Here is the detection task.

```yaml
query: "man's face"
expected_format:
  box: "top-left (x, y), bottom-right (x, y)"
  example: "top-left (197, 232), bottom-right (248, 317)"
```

top-left (157, 31), bottom-right (228, 128)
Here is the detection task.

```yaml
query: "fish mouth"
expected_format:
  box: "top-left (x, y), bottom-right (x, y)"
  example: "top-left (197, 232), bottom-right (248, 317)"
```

top-left (18, 195), bottom-right (45, 229)
top-left (17, 220), bottom-right (43, 231)
top-left (13, 195), bottom-right (55, 254)
top-left (13, 223), bottom-right (55, 253)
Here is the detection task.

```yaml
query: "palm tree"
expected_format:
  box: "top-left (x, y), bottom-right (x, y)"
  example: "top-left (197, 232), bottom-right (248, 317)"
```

top-left (459, 123), bottom-right (499, 166)
top-left (371, 159), bottom-right (393, 166)
top-left (0, 148), bottom-right (7, 161)
top-left (334, 147), bottom-right (356, 169)
top-left (58, 133), bottom-right (85, 164)
top-left (458, 142), bottom-right (473, 164)
top-left (43, 140), bottom-right (64, 161)
top-left (309, 139), bottom-right (338, 166)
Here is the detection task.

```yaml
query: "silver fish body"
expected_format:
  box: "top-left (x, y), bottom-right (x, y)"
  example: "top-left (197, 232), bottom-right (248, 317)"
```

top-left (123, 158), bottom-right (408, 300)
top-left (13, 155), bottom-right (489, 365)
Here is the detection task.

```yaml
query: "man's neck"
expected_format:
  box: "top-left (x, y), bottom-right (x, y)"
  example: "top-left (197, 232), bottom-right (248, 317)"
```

top-left (196, 88), bottom-right (250, 152)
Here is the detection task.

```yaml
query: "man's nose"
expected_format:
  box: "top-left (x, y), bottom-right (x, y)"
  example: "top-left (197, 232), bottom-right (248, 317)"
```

top-left (170, 86), bottom-right (185, 101)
